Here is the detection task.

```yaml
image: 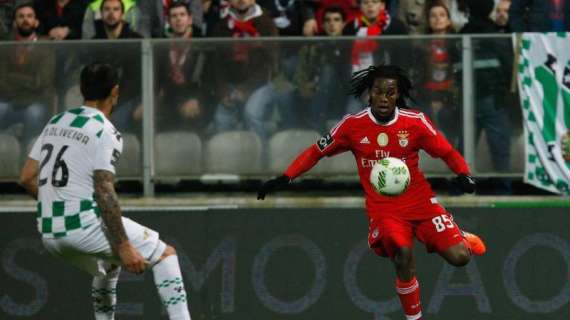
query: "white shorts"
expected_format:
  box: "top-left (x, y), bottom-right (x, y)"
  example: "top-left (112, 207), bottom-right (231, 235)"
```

top-left (42, 217), bottom-right (167, 277)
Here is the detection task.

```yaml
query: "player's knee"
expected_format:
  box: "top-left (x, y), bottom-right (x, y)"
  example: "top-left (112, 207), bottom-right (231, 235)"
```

top-left (160, 245), bottom-right (176, 259)
top-left (393, 247), bottom-right (413, 270)
top-left (449, 248), bottom-right (471, 267)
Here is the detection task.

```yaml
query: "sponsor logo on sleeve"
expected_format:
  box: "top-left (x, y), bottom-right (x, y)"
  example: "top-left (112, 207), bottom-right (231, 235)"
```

top-left (111, 149), bottom-right (121, 166)
top-left (317, 133), bottom-right (334, 151)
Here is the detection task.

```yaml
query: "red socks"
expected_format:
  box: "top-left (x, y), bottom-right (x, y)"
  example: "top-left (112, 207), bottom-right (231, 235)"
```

top-left (396, 276), bottom-right (422, 320)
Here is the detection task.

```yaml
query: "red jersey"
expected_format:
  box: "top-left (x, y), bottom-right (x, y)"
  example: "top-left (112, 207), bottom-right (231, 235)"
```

top-left (284, 107), bottom-right (470, 220)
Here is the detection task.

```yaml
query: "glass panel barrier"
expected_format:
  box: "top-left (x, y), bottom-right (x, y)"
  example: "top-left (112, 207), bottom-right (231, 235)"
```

top-left (152, 36), bottom-right (467, 180)
top-left (0, 40), bottom-right (143, 181)
top-left (0, 35), bottom-right (523, 186)
top-left (471, 36), bottom-right (523, 176)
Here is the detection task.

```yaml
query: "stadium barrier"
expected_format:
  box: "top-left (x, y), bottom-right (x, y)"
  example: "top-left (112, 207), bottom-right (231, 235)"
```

top-left (1, 206), bottom-right (568, 319)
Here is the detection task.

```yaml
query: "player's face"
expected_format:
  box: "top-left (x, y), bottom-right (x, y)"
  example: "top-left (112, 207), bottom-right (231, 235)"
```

top-left (369, 78), bottom-right (399, 118)
top-left (360, 0), bottom-right (384, 21)
top-left (102, 0), bottom-right (123, 29)
top-left (168, 7), bottom-right (192, 35)
top-left (323, 12), bottom-right (344, 36)
top-left (14, 7), bottom-right (39, 36)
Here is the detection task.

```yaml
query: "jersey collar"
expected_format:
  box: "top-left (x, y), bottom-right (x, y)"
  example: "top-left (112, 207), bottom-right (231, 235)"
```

top-left (367, 107), bottom-right (399, 126)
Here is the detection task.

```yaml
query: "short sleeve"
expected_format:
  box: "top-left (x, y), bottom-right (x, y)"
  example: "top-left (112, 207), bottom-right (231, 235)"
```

top-left (316, 117), bottom-right (352, 156)
top-left (92, 130), bottom-right (123, 174)
top-left (29, 136), bottom-right (43, 161)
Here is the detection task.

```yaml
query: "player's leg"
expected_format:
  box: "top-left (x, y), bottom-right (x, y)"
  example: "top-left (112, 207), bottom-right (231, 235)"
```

top-left (439, 242), bottom-right (471, 267)
top-left (92, 264), bottom-right (121, 320)
top-left (369, 217), bottom-right (423, 320)
top-left (152, 244), bottom-right (191, 320)
top-left (118, 217), bottom-right (191, 320)
top-left (392, 247), bottom-right (423, 320)
top-left (41, 229), bottom-right (123, 319)
top-left (415, 212), bottom-right (483, 267)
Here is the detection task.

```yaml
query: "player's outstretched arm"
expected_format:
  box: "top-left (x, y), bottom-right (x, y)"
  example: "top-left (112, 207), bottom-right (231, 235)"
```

top-left (440, 149), bottom-right (476, 194)
top-left (94, 169), bottom-right (147, 273)
top-left (257, 144), bottom-right (326, 200)
top-left (19, 158), bottom-right (39, 200)
top-left (257, 175), bottom-right (290, 200)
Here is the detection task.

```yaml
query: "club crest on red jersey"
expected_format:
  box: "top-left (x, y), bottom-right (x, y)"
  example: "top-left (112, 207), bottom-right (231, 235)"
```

top-left (397, 130), bottom-right (409, 147)
top-left (377, 133), bottom-right (389, 147)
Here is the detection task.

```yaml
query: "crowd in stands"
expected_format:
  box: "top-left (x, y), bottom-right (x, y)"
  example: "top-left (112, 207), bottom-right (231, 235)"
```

top-left (0, 0), bottom-right (569, 193)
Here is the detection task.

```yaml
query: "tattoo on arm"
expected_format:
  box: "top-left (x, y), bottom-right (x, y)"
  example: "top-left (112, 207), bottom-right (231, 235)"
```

top-left (93, 170), bottom-right (128, 250)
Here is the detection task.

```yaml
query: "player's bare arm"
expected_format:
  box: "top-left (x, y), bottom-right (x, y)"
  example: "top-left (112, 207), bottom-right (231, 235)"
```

top-left (19, 158), bottom-right (39, 200)
top-left (94, 169), bottom-right (147, 273)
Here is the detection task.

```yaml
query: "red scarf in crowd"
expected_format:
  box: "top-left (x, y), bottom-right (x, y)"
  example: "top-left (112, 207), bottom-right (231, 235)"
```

top-left (424, 39), bottom-right (453, 91)
top-left (351, 10), bottom-right (389, 71)
top-left (225, 4), bottom-right (263, 62)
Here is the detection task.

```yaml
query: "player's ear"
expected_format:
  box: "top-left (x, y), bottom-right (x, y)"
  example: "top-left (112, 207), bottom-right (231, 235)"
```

top-left (110, 85), bottom-right (120, 105)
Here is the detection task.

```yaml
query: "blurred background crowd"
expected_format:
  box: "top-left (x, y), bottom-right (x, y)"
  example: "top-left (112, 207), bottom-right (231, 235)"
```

top-left (0, 0), bottom-right (568, 194)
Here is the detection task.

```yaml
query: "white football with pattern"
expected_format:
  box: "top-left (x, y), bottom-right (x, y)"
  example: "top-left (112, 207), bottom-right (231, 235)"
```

top-left (370, 157), bottom-right (411, 196)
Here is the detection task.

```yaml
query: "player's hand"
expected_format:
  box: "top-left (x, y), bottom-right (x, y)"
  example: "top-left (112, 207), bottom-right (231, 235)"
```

top-left (117, 242), bottom-right (148, 274)
top-left (454, 174), bottom-right (476, 194)
top-left (257, 175), bottom-right (290, 200)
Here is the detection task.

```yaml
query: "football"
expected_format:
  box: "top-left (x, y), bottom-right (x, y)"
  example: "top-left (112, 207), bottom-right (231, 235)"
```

top-left (369, 157), bottom-right (411, 196)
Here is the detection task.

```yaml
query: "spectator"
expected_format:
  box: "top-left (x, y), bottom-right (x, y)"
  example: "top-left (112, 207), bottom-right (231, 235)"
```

top-left (493, 0), bottom-right (511, 33)
top-left (0, 2), bottom-right (54, 143)
top-left (156, 1), bottom-right (210, 132)
top-left (343, 0), bottom-right (408, 114)
top-left (509, 0), bottom-right (570, 32)
top-left (82, 0), bottom-right (149, 38)
top-left (36, 0), bottom-right (87, 39)
top-left (461, 0), bottom-right (512, 194)
top-left (397, 0), bottom-right (426, 34)
top-left (93, 0), bottom-right (142, 38)
top-left (293, 5), bottom-right (351, 130)
top-left (209, 0), bottom-right (278, 135)
top-left (343, 0), bottom-right (408, 72)
top-left (419, 1), bottom-right (460, 146)
top-left (398, 0), bottom-right (468, 34)
top-left (303, 0), bottom-right (360, 36)
top-left (0, 0), bottom-right (16, 39)
top-left (139, 0), bottom-right (204, 38)
top-left (258, 0), bottom-right (310, 36)
top-left (90, 0), bottom-right (143, 133)
top-left (201, 0), bottom-right (223, 36)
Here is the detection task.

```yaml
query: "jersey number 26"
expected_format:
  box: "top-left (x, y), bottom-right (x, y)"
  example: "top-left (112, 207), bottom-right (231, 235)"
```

top-left (39, 143), bottom-right (69, 188)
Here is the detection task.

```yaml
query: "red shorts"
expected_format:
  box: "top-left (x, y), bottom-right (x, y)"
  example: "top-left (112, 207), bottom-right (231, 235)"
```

top-left (367, 212), bottom-right (463, 258)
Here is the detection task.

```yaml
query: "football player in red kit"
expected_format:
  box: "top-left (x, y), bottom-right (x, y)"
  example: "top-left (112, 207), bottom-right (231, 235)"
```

top-left (257, 65), bottom-right (486, 320)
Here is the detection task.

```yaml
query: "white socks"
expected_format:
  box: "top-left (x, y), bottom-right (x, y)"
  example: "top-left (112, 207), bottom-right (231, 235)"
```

top-left (153, 255), bottom-right (191, 320)
top-left (92, 267), bottom-right (120, 320)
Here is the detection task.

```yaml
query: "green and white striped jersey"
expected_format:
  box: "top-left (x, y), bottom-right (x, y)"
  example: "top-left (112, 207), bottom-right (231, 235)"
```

top-left (29, 106), bottom-right (123, 238)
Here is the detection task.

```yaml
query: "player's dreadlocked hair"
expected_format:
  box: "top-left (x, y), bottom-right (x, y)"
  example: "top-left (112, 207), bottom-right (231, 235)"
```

top-left (349, 65), bottom-right (413, 108)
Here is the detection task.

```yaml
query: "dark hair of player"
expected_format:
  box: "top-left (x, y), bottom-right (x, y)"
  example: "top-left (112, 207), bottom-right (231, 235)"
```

top-left (80, 62), bottom-right (120, 101)
top-left (349, 65), bottom-right (413, 108)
